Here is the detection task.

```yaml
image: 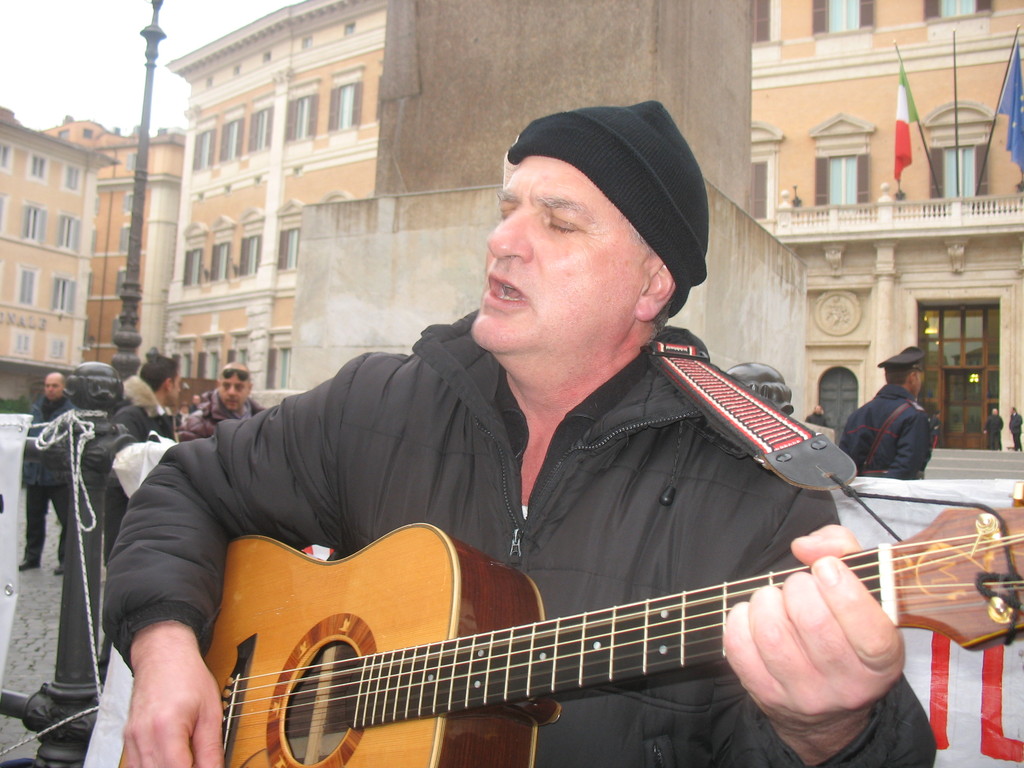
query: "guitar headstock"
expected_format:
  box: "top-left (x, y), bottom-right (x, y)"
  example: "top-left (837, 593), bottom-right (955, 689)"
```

top-left (892, 507), bottom-right (1024, 649)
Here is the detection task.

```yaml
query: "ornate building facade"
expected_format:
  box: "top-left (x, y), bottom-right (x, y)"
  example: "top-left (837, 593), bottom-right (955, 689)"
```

top-left (163, 0), bottom-right (386, 391)
top-left (752, 0), bottom-right (1024, 448)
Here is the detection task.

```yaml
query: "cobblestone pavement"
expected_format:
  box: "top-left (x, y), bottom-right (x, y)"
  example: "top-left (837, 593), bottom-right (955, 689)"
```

top-left (1, 497), bottom-right (76, 761)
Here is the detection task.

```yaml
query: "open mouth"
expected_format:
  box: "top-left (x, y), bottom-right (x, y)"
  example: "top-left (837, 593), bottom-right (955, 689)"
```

top-left (498, 283), bottom-right (525, 301)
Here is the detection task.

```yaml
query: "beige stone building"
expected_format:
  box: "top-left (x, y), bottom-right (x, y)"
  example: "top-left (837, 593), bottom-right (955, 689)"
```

top-left (752, 0), bottom-right (1024, 448)
top-left (43, 119), bottom-right (185, 369)
top-left (164, 0), bottom-right (386, 390)
top-left (0, 108), bottom-right (112, 399)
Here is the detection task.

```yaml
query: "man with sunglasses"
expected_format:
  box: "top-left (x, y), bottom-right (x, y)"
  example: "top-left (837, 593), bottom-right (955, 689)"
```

top-left (838, 347), bottom-right (932, 479)
top-left (178, 363), bottom-right (263, 442)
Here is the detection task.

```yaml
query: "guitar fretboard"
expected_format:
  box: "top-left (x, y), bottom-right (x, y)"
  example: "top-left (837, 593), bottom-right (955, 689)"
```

top-left (339, 551), bottom-right (882, 728)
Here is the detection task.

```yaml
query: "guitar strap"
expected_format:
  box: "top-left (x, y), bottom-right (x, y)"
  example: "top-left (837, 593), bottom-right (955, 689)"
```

top-left (648, 341), bottom-right (855, 491)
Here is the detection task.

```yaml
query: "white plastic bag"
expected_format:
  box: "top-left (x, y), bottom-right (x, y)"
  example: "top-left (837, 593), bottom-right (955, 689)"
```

top-left (112, 432), bottom-right (174, 496)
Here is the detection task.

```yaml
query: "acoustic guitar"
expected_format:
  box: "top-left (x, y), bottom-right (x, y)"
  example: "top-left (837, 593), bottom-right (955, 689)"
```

top-left (196, 507), bottom-right (1022, 767)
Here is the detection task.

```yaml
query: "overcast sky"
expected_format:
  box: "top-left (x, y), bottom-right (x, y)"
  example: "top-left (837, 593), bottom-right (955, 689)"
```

top-left (0, 1), bottom-right (291, 134)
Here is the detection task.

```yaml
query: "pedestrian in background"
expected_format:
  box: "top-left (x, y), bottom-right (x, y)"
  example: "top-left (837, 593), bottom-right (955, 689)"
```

top-left (928, 411), bottom-right (942, 449)
top-left (1009, 406), bottom-right (1022, 452)
top-left (20, 372), bottom-right (74, 574)
top-left (805, 404), bottom-right (828, 427)
top-left (839, 347), bottom-right (931, 479)
top-left (178, 363), bottom-right (264, 442)
top-left (984, 407), bottom-right (1004, 451)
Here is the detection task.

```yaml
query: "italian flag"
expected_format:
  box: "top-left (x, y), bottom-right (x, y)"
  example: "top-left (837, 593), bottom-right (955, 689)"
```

top-left (895, 62), bottom-right (919, 181)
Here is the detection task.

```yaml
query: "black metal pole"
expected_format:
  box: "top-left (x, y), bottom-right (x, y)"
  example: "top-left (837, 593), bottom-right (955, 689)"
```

top-left (112, 0), bottom-right (165, 380)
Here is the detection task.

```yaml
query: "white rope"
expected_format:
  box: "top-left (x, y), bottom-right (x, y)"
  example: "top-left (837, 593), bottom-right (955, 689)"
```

top-left (0, 705), bottom-right (99, 758)
top-left (30, 409), bottom-right (110, 698)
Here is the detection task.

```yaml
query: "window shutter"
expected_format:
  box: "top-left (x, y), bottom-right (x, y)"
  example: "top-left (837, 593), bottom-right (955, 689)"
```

top-left (66, 282), bottom-right (76, 314)
top-left (266, 349), bottom-right (278, 391)
top-left (286, 100), bottom-right (297, 141)
top-left (974, 145), bottom-right (988, 196)
top-left (329, 86), bottom-right (341, 131)
top-left (234, 120), bottom-right (244, 157)
top-left (352, 81), bottom-right (363, 127)
top-left (278, 230), bottom-right (289, 269)
top-left (930, 147), bottom-right (944, 198)
top-left (924, 0), bottom-right (940, 19)
top-left (750, 162), bottom-right (768, 219)
top-left (249, 112), bottom-right (259, 152)
top-left (198, 351), bottom-right (208, 379)
top-left (815, 157), bottom-right (829, 206)
top-left (308, 94), bottom-right (320, 137)
top-left (812, 0), bottom-right (827, 34)
top-left (219, 124), bottom-right (230, 162)
top-left (976, 0), bottom-right (991, 11)
top-left (857, 154), bottom-right (869, 203)
top-left (266, 107), bottom-right (274, 145)
top-left (859, 0), bottom-right (873, 28)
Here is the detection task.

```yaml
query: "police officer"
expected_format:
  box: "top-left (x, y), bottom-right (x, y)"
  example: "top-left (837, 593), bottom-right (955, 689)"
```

top-left (839, 346), bottom-right (931, 479)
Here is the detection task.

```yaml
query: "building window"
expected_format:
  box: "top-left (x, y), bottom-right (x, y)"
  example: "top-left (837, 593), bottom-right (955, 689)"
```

top-left (64, 166), bottom-right (80, 191)
top-left (239, 234), bottom-right (261, 276)
top-left (21, 204), bottom-right (47, 242)
top-left (220, 119), bottom-right (244, 162)
top-left (14, 332), bottom-right (32, 355)
top-left (18, 268), bottom-right (37, 306)
top-left (0, 195), bottom-right (6, 232)
top-left (344, 22), bottom-right (356, 35)
top-left (263, 51), bottom-right (272, 63)
top-left (123, 192), bottom-right (134, 213)
top-left (752, 0), bottom-right (771, 42)
top-left (49, 337), bottom-right (67, 360)
top-left (29, 155), bottom-right (47, 181)
top-left (302, 36), bottom-right (313, 49)
top-left (329, 82), bottom-right (362, 131)
top-left (812, 0), bottom-right (873, 33)
top-left (57, 214), bottom-right (81, 250)
top-left (211, 242), bottom-right (231, 281)
top-left (815, 154), bottom-right (869, 205)
top-left (286, 95), bottom-right (318, 141)
top-left (0, 143), bottom-right (10, 171)
top-left (278, 228), bottom-right (300, 269)
top-left (931, 145), bottom-right (989, 198)
top-left (184, 247), bottom-right (204, 286)
top-left (206, 350), bottom-right (221, 379)
top-left (250, 107), bottom-right (273, 152)
top-left (126, 152), bottom-right (137, 171)
top-left (181, 352), bottom-right (193, 378)
top-left (52, 277), bottom-right (76, 313)
top-left (926, 0), bottom-right (989, 17)
top-left (118, 225), bottom-right (131, 253)
top-left (266, 347), bottom-right (291, 389)
top-left (193, 129), bottom-right (216, 170)
top-left (83, 128), bottom-right (94, 139)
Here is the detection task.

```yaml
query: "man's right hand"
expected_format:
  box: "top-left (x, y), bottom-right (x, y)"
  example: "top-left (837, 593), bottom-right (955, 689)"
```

top-left (123, 621), bottom-right (224, 768)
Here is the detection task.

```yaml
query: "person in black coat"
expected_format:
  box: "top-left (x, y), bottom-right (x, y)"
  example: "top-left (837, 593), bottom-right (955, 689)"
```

top-left (984, 408), bottom-right (1004, 451)
top-left (1010, 407), bottom-right (1022, 452)
top-left (839, 347), bottom-right (931, 479)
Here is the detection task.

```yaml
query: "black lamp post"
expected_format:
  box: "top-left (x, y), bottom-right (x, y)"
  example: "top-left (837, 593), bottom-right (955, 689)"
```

top-left (112, 0), bottom-right (165, 379)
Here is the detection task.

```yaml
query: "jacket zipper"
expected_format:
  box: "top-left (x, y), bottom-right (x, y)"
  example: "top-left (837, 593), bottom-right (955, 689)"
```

top-left (475, 420), bottom-right (525, 563)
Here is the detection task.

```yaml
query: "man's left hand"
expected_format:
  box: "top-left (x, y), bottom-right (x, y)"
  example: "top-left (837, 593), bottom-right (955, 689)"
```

top-left (723, 525), bottom-right (904, 764)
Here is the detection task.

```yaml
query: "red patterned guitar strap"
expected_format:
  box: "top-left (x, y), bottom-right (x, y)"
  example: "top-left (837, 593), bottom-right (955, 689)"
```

top-left (648, 342), bottom-right (855, 491)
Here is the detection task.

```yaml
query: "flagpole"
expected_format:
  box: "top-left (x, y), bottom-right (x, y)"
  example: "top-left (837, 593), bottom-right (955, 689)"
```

top-left (953, 30), bottom-right (961, 197)
top-left (895, 44), bottom-right (941, 197)
top-left (976, 27), bottom-right (1021, 195)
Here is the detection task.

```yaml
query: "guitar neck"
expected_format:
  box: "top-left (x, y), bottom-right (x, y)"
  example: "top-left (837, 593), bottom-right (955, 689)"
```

top-left (349, 550), bottom-right (886, 728)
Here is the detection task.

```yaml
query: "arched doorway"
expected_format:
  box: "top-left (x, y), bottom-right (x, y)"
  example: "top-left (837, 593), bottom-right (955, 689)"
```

top-left (818, 367), bottom-right (859, 433)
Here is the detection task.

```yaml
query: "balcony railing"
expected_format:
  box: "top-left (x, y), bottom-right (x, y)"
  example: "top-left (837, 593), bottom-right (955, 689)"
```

top-left (770, 194), bottom-right (1024, 239)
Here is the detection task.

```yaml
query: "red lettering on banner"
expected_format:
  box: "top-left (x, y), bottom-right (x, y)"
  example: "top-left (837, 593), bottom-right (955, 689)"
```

top-left (980, 645), bottom-right (1023, 761)
top-left (929, 634), bottom-right (951, 750)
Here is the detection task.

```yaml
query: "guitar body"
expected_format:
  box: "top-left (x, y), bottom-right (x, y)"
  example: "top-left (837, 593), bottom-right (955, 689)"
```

top-left (206, 525), bottom-right (548, 768)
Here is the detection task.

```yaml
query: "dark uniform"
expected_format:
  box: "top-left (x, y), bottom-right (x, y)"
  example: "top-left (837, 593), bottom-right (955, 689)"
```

top-left (839, 347), bottom-right (932, 480)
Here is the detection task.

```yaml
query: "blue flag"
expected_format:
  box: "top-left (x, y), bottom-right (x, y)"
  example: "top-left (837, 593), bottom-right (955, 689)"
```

top-left (998, 40), bottom-right (1024, 172)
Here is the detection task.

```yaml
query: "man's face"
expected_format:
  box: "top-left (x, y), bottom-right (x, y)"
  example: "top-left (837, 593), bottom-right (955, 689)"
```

top-left (43, 374), bottom-right (64, 401)
top-left (472, 156), bottom-right (669, 365)
top-left (218, 369), bottom-right (252, 413)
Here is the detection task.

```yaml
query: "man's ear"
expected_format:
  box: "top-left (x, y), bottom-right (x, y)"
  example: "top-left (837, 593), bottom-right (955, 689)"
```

top-left (636, 259), bottom-right (675, 323)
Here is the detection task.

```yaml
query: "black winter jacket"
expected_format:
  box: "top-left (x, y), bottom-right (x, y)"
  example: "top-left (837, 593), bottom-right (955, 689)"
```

top-left (104, 316), bottom-right (934, 767)
top-left (839, 385), bottom-right (931, 479)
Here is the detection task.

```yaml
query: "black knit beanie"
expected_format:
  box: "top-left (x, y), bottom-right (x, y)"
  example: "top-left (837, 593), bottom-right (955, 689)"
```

top-left (506, 101), bottom-right (708, 315)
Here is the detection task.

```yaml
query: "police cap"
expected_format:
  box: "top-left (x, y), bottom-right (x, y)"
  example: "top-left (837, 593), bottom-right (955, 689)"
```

top-left (877, 346), bottom-right (925, 369)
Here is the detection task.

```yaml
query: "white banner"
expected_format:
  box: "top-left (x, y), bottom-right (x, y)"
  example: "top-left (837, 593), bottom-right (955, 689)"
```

top-left (834, 477), bottom-right (1024, 766)
top-left (0, 414), bottom-right (32, 688)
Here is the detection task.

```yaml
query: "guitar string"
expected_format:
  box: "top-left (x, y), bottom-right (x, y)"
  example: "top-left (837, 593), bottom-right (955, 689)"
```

top-left (220, 530), bottom-right (1024, 725)
top-left (218, 531), bottom-right (1023, 732)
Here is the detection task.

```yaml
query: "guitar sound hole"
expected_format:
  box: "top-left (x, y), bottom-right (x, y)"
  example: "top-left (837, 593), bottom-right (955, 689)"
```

top-left (284, 641), bottom-right (358, 764)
